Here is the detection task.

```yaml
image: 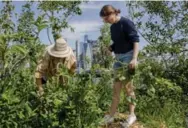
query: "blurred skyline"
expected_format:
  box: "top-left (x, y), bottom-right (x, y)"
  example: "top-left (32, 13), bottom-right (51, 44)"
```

top-left (1, 1), bottom-right (148, 50)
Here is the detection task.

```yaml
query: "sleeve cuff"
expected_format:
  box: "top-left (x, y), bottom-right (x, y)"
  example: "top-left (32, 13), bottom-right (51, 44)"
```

top-left (130, 38), bottom-right (139, 43)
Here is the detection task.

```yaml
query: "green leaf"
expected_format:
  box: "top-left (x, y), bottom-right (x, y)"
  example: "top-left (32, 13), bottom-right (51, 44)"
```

top-left (10, 45), bottom-right (27, 55)
top-left (2, 93), bottom-right (8, 101)
top-left (25, 102), bottom-right (32, 117)
top-left (38, 24), bottom-right (48, 32)
top-left (18, 111), bottom-right (25, 119)
top-left (52, 121), bottom-right (59, 126)
top-left (30, 91), bottom-right (38, 97)
top-left (119, 76), bottom-right (126, 81)
top-left (54, 99), bottom-right (62, 107)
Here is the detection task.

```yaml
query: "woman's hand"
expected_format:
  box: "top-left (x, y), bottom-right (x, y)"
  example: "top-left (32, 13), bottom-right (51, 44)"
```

top-left (36, 78), bottom-right (44, 96)
top-left (37, 86), bottom-right (44, 96)
top-left (129, 58), bottom-right (137, 70)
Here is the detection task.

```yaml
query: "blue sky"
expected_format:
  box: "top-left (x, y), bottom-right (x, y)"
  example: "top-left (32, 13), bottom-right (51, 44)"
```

top-left (2, 1), bottom-right (148, 51)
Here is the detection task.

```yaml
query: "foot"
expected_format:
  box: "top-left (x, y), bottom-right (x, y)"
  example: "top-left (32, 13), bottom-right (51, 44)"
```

top-left (99, 114), bottom-right (114, 125)
top-left (120, 114), bottom-right (137, 128)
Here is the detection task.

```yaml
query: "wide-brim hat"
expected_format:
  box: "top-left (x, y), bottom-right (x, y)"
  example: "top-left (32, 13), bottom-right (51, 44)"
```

top-left (47, 37), bottom-right (72, 58)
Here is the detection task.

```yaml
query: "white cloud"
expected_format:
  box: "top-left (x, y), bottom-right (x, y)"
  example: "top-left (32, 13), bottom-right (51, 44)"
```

top-left (71, 21), bottom-right (102, 33)
top-left (79, 2), bottom-right (104, 10)
top-left (61, 21), bottom-right (103, 40)
top-left (79, 4), bottom-right (100, 10)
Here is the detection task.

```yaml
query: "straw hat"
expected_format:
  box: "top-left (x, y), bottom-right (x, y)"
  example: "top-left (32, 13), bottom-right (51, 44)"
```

top-left (47, 37), bottom-right (72, 58)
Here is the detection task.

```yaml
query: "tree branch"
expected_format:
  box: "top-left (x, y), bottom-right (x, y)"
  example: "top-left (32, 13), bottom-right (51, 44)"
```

top-left (47, 27), bottom-right (53, 44)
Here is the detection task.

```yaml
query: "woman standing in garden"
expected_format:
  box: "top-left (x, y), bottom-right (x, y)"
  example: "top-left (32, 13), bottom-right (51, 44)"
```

top-left (99, 5), bottom-right (139, 127)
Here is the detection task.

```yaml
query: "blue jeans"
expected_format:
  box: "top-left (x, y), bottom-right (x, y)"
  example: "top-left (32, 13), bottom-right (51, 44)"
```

top-left (113, 50), bottom-right (133, 70)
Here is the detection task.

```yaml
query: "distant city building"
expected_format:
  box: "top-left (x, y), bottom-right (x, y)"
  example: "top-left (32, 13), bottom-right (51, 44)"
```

top-left (77, 35), bottom-right (99, 70)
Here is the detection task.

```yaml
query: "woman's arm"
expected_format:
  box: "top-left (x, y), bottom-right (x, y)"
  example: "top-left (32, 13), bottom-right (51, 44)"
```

top-left (129, 42), bottom-right (139, 70)
top-left (36, 77), bottom-right (43, 89)
top-left (35, 51), bottom-right (49, 95)
top-left (122, 18), bottom-right (140, 69)
top-left (70, 62), bottom-right (76, 74)
top-left (132, 42), bottom-right (139, 60)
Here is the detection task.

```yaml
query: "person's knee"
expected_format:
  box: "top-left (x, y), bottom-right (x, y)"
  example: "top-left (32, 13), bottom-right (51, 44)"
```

top-left (127, 91), bottom-right (135, 97)
top-left (125, 83), bottom-right (133, 89)
top-left (126, 87), bottom-right (136, 99)
top-left (125, 82), bottom-right (135, 95)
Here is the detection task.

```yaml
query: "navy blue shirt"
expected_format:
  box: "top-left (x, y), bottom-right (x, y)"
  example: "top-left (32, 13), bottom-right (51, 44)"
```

top-left (110, 17), bottom-right (139, 54)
